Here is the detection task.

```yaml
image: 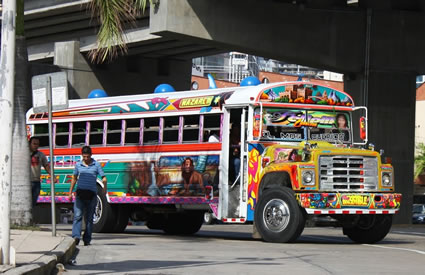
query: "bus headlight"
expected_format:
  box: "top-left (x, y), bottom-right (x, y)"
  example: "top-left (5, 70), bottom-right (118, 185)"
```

top-left (382, 172), bottom-right (392, 187)
top-left (302, 170), bottom-right (315, 185)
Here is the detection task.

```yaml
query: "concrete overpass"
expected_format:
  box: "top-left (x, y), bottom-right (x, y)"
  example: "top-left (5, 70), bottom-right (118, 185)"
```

top-left (22, 0), bottom-right (425, 223)
top-left (25, 0), bottom-right (222, 61)
top-left (24, 0), bottom-right (223, 97)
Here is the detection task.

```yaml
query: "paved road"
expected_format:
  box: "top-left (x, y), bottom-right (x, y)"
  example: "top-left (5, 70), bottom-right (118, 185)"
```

top-left (55, 224), bottom-right (425, 275)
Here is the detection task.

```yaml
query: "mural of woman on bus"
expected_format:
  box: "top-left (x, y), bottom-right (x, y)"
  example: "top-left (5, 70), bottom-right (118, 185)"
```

top-left (180, 157), bottom-right (204, 195)
top-left (127, 155), bottom-right (219, 197)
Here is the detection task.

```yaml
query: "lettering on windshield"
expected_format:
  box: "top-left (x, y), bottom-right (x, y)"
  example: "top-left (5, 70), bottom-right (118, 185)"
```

top-left (310, 133), bottom-right (346, 142)
top-left (257, 108), bottom-right (352, 143)
top-left (280, 132), bottom-right (303, 140)
top-left (265, 111), bottom-right (337, 128)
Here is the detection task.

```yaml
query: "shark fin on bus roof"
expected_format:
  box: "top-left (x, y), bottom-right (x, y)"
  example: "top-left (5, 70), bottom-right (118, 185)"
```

top-left (208, 74), bottom-right (217, 89)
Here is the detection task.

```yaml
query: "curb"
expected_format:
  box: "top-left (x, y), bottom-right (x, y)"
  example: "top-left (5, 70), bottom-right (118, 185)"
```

top-left (4, 237), bottom-right (75, 275)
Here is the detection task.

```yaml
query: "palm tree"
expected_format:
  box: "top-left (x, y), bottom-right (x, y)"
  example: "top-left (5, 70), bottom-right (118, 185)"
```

top-left (10, 0), bottom-right (32, 226)
top-left (88, 0), bottom-right (152, 63)
top-left (415, 143), bottom-right (425, 179)
top-left (9, 0), bottom-right (151, 226)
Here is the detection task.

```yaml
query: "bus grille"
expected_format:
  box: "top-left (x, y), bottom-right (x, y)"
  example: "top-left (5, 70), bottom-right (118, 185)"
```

top-left (319, 155), bottom-right (378, 191)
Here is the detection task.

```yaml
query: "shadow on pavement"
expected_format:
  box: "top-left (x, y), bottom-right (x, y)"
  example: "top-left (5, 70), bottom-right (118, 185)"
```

top-left (121, 226), bottom-right (414, 245)
top-left (64, 255), bottom-right (317, 274)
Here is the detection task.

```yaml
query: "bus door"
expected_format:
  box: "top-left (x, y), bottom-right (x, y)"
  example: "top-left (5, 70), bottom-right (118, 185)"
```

top-left (218, 106), bottom-right (248, 221)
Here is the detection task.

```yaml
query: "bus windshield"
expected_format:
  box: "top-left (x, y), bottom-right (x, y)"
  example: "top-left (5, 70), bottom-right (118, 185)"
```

top-left (255, 107), bottom-right (352, 144)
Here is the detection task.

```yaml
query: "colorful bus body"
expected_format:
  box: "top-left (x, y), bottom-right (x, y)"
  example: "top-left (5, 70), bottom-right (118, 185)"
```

top-left (27, 81), bottom-right (401, 243)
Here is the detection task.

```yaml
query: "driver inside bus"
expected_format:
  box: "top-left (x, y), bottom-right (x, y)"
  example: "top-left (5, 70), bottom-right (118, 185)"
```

top-left (230, 124), bottom-right (241, 184)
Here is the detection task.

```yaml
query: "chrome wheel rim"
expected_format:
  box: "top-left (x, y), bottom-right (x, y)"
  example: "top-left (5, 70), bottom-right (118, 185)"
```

top-left (263, 199), bottom-right (290, 232)
top-left (93, 196), bottom-right (102, 224)
top-left (204, 212), bottom-right (212, 223)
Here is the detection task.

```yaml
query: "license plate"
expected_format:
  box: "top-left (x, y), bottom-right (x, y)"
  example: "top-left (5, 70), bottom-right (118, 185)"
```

top-left (341, 195), bottom-right (370, 207)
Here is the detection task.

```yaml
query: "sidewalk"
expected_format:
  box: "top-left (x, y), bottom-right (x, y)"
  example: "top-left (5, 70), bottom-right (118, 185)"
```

top-left (0, 229), bottom-right (75, 275)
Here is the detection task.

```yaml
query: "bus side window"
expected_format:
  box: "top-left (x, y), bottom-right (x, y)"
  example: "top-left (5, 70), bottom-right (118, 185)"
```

top-left (163, 116), bottom-right (179, 144)
top-left (55, 122), bottom-right (70, 148)
top-left (183, 115), bottom-right (200, 143)
top-left (143, 117), bottom-right (159, 144)
top-left (125, 118), bottom-right (141, 145)
top-left (72, 121), bottom-right (86, 146)
top-left (34, 124), bottom-right (49, 148)
top-left (203, 114), bottom-right (221, 142)
top-left (89, 120), bottom-right (104, 146)
top-left (107, 119), bottom-right (122, 145)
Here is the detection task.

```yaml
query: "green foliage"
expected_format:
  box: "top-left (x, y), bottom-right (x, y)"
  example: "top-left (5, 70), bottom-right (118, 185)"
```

top-left (414, 143), bottom-right (425, 179)
top-left (89, 0), bottom-right (153, 63)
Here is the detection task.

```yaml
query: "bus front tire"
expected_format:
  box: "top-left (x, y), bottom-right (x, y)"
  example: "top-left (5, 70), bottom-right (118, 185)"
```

top-left (343, 214), bottom-right (392, 244)
top-left (254, 187), bottom-right (305, 243)
top-left (93, 185), bottom-right (115, 233)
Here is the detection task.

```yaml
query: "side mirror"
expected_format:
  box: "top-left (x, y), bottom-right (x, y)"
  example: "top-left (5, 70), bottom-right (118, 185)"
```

top-left (359, 117), bottom-right (366, 140)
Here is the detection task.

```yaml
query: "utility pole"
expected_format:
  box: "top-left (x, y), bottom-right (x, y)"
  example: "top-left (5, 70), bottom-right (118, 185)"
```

top-left (0, 0), bottom-right (17, 265)
top-left (46, 76), bottom-right (57, 237)
top-left (32, 71), bottom-right (68, 238)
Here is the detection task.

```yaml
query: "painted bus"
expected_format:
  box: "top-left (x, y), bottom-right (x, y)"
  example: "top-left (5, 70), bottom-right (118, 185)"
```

top-left (27, 81), bottom-right (401, 243)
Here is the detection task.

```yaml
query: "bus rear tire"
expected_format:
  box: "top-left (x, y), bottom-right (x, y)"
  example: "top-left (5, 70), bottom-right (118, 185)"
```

top-left (163, 211), bottom-right (204, 235)
top-left (111, 205), bottom-right (130, 233)
top-left (254, 187), bottom-right (305, 243)
top-left (146, 214), bottom-right (166, 230)
top-left (204, 212), bottom-right (214, 225)
top-left (343, 214), bottom-right (392, 244)
top-left (93, 185), bottom-right (115, 233)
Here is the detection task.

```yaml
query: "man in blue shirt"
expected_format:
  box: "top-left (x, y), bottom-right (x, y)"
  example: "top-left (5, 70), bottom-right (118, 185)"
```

top-left (68, 146), bottom-right (107, 246)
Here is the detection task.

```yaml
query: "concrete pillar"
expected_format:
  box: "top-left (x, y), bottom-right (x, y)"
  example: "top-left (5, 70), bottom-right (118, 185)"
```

top-left (53, 41), bottom-right (192, 98)
top-left (345, 72), bottom-right (416, 224)
top-left (54, 41), bottom-right (104, 99)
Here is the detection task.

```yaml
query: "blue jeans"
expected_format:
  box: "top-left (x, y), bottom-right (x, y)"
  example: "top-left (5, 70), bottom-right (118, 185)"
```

top-left (233, 157), bottom-right (241, 176)
top-left (232, 157), bottom-right (241, 184)
top-left (72, 195), bottom-right (97, 244)
top-left (31, 181), bottom-right (41, 207)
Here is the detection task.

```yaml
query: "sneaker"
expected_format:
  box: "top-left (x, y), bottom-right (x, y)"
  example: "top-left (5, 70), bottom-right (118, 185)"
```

top-left (74, 238), bottom-right (80, 246)
top-left (84, 241), bottom-right (90, 246)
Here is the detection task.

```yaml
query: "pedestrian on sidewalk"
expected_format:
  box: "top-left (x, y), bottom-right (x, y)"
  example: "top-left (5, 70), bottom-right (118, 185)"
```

top-left (30, 136), bottom-right (54, 207)
top-left (68, 146), bottom-right (107, 246)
